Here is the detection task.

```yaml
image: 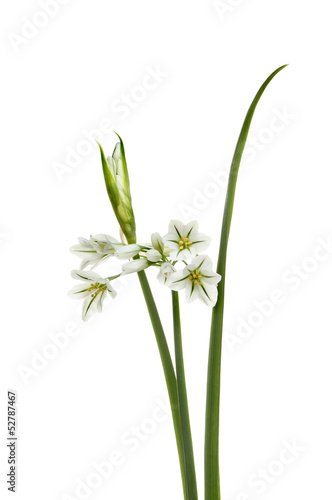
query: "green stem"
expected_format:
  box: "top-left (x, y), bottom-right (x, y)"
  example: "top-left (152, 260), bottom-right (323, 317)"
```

top-left (137, 270), bottom-right (187, 500)
top-left (172, 291), bottom-right (198, 500)
top-left (204, 65), bottom-right (288, 500)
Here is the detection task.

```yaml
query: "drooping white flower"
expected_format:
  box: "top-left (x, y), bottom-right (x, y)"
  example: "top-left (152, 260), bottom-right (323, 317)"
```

top-left (90, 234), bottom-right (122, 253)
top-left (163, 220), bottom-right (211, 261)
top-left (121, 258), bottom-right (149, 275)
top-left (146, 249), bottom-right (162, 262)
top-left (70, 234), bottom-right (121, 270)
top-left (157, 262), bottom-right (176, 285)
top-left (167, 255), bottom-right (221, 306)
top-left (68, 270), bottom-right (116, 321)
top-left (115, 244), bottom-right (141, 259)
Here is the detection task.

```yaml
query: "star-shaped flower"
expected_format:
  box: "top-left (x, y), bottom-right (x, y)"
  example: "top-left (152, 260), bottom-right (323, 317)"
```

top-left (167, 255), bottom-right (221, 306)
top-left (68, 270), bottom-right (117, 321)
top-left (163, 220), bottom-right (210, 261)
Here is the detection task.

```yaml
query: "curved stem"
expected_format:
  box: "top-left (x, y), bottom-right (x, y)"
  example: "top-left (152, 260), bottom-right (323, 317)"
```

top-left (172, 291), bottom-right (198, 500)
top-left (137, 270), bottom-right (187, 500)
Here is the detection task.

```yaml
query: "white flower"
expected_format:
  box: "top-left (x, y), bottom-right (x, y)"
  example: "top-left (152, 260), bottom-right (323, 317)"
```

top-left (90, 234), bottom-right (122, 253)
top-left (146, 249), bottom-right (162, 262)
top-left (68, 270), bottom-right (117, 321)
top-left (70, 234), bottom-right (121, 270)
top-left (121, 258), bottom-right (149, 275)
top-left (151, 232), bottom-right (164, 254)
top-left (115, 244), bottom-right (141, 259)
top-left (157, 262), bottom-right (176, 285)
top-left (163, 220), bottom-right (211, 261)
top-left (167, 255), bottom-right (221, 306)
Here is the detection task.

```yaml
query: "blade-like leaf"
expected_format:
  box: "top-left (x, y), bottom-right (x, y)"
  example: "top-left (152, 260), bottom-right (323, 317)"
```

top-left (204, 65), bottom-right (288, 500)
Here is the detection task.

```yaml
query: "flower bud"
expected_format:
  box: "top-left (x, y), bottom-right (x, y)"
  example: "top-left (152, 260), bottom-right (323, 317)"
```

top-left (146, 249), bottom-right (162, 262)
top-left (121, 258), bottom-right (149, 275)
top-left (115, 244), bottom-right (141, 259)
top-left (151, 232), bottom-right (164, 254)
top-left (98, 134), bottom-right (136, 244)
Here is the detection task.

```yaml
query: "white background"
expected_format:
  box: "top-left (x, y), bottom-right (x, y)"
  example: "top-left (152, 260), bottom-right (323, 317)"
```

top-left (1, 1), bottom-right (331, 499)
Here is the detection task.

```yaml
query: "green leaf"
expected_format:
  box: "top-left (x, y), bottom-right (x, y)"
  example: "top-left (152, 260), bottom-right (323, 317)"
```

top-left (204, 64), bottom-right (288, 500)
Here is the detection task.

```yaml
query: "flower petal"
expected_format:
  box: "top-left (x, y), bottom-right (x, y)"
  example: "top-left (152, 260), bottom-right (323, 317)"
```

top-left (70, 245), bottom-right (96, 255)
top-left (169, 247), bottom-right (193, 261)
top-left (96, 290), bottom-right (106, 312)
top-left (191, 236), bottom-right (211, 254)
top-left (77, 236), bottom-right (90, 246)
top-left (90, 234), bottom-right (119, 244)
top-left (71, 269), bottom-right (104, 282)
top-left (168, 220), bottom-right (184, 237)
top-left (68, 284), bottom-right (92, 299)
top-left (200, 270), bottom-right (222, 285)
top-left (167, 269), bottom-right (190, 291)
top-left (185, 281), bottom-right (200, 303)
top-left (183, 220), bottom-right (199, 238)
top-left (88, 254), bottom-right (111, 270)
top-left (106, 281), bottom-right (117, 299)
top-left (162, 239), bottom-right (180, 250)
top-left (82, 294), bottom-right (99, 321)
top-left (198, 283), bottom-right (218, 307)
top-left (187, 255), bottom-right (212, 271)
top-left (151, 232), bottom-right (164, 253)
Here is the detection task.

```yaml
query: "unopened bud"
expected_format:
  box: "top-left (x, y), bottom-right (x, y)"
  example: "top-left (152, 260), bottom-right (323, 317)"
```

top-left (98, 134), bottom-right (136, 243)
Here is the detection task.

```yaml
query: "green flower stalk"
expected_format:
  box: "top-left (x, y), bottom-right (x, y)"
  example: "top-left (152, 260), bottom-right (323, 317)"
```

top-left (98, 134), bottom-right (136, 244)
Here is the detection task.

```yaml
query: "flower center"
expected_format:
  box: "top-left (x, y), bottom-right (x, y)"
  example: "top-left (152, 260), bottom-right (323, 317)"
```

top-left (178, 237), bottom-right (192, 250)
top-left (188, 269), bottom-right (202, 286)
top-left (88, 282), bottom-right (106, 297)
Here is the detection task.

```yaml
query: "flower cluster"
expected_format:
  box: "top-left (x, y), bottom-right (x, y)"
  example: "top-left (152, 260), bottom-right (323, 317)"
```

top-left (69, 220), bottom-right (221, 320)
